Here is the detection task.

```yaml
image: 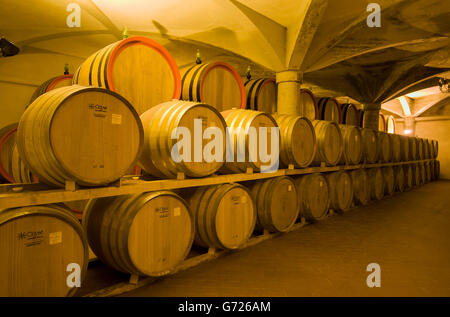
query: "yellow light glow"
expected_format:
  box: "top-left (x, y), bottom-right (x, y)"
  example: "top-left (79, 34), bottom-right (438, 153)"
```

top-left (399, 96), bottom-right (411, 116)
top-left (404, 129), bottom-right (412, 135)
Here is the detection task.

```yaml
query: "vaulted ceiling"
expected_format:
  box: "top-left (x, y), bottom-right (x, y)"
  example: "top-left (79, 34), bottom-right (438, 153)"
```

top-left (1, 0), bottom-right (449, 105)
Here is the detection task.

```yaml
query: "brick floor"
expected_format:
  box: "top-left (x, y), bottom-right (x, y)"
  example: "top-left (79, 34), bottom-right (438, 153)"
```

top-left (122, 180), bottom-right (450, 297)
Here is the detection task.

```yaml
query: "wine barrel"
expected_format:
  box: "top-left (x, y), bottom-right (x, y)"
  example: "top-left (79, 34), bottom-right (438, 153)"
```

top-left (341, 103), bottom-right (360, 126)
top-left (339, 125), bottom-right (362, 165)
top-left (382, 166), bottom-right (395, 196)
top-left (184, 184), bottom-right (255, 250)
top-left (434, 160), bottom-right (440, 180)
top-left (299, 89), bottom-right (319, 120)
top-left (74, 36), bottom-right (181, 115)
top-left (244, 78), bottom-right (276, 113)
top-left (311, 120), bottom-right (343, 166)
top-left (326, 171), bottom-right (353, 212)
top-left (412, 164), bottom-right (421, 186)
top-left (403, 164), bottom-right (413, 191)
top-left (181, 62), bottom-right (245, 111)
top-left (418, 163), bottom-right (425, 185)
top-left (399, 135), bottom-right (409, 161)
top-left (0, 204), bottom-right (88, 297)
top-left (394, 166), bottom-right (405, 192)
top-left (83, 191), bottom-right (194, 276)
top-left (29, 74), bottom-right (73, 104)
top-left (11, 144), bottom-right (36, 184)
top-left (273, 114), bottom-right (316, 168)
top-left (0, 123), bottom-right (17, 183)
top-left (249, 176), bottom-right (299, 233)
top-left (17, 85), bottom-right (143, 187)
top-left (367, 168), bottom-right (384, 200)
top-left (429, 160), bottom-right (436, 181)
top-left (139, 100), bottom-right (227, 178)
top-left (416, 138), bottom-right (423, 160)
top-left (432, 140), bottom-right (439, 158)
top-left (350, 169), bottom-right (370, 205)
top-left (379, 113), bottom-right (386, 132)
top-left (389, 133), bottom-right (401, 162)
top-left (408, 136), bottom-right (417, 160)
top-left (423, 139), bottom-right (430, 159)
top-left (220, 109), bottom-right (279, 173)
top-left (317, 98), bottom-right (341, 123)
top-left (361, 128), bottom-right (378, 163)
top-left (294, 173), bottom-right (329, 221)
top-left (377, 131), bottom-right (392, 162)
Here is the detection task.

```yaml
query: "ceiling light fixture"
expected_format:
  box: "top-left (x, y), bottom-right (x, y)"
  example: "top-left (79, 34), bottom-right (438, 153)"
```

top-left (0, 37), bottom-right (20, 57)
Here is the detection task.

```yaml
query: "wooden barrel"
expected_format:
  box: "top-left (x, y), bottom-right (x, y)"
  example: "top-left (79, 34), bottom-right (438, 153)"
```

top-left (244, 78), bottom-right (276, 113)
top-left (17, 85), bottom-right (143, 187)
top-left (399, 135), bottom-right (409, 161)
top-left (220, 109), bottom-right (279, 173)
top-left (311, 120), bottom-right (343, 166)
top-left (434, 160), bottom-right (440, 180)
top-left (432, 140), bottom-right (439, 158)
top-left (423, 139), bottom-right (430, 159)
top-left (294, 173), bottom-right (329, 221)
top-left (299, 89), bottom-right (319, 120)
top-left (389, 133), bottom-right (401, 162)
top-left (326, 171), bottom-right (353, 212)
top-left (249, 176), bottom-right (299, 232)
top-left (339, 124), bottom-right (362, 165)
top-left (273, 114), bottom-right (316, 168)
top-left (379, 113), bottom-right (386, 132)
top-left (139, 100), bottom-right (227, 178)
top-left (83, 191), bottom-right (194, 276)
top-left (184, 184), bottom-right (255, 250)
top-left (350, 169), bottom-right (370, 205)
top-left (367, 168), bottom-right (384, 200)
top-left (393, 166), bottom-right (405, 192)
top-left (418, 163), bottom-right (425, 185)
top-left (403, 164), bottom-right (413, 191)
top-left (74, 36), bottom-right (181, 115)
top-left (361, 128), bottom-right (378, 163)
top-left (29, 74), bottom-right (73, 104)
top-left (0, 204), bottom-right (88, 297)
top-left (424, 162), bottom-right (431, 183)
top-left (0, 123), bottom-right (17, 183)
top-left (341, 103), bottom-right (359, 126)
top-left (181, 62), bottom-right (245, 111)
top-left (11, 144), bottom-right (36, 184)
top-left (377, 131), bottom-right (392, 162)
top-left (382, 166), bottom-right (395, 196)
top-left (416, 138), bottom-right (423, 160)
top-left (408, 136), bottom-right (417, 160)
top-left (429, 160), bottom-right (436, 181)
top-left (412, 164), bottom-right (421, 186)
top-left (317, 98), bottom-right (341, 123)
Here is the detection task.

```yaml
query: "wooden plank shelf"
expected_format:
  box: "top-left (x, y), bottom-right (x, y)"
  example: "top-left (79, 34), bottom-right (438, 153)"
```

top-left (0, 159), bottom-right (433, 209)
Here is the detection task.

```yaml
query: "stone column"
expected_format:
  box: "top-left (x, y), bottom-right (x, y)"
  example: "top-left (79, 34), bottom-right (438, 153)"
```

top-left (362, 103), bottom-right (381, 130)
top-left (404, 116), bottom-right (416, 136)
top-left (276, 70), bottom-right (302, 116)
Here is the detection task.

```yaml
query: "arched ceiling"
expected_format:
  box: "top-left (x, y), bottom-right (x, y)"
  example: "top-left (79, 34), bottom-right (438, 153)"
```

top-left (1, 0), bottom-right (449, 104)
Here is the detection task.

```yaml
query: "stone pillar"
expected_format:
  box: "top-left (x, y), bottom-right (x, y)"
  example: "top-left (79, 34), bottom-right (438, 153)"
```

top-left (404, 116), bottom-right (416, 136)
top-left (276, 70), bottom-right (302, 115)
top-left (362, 103), bottom-right (381, 130)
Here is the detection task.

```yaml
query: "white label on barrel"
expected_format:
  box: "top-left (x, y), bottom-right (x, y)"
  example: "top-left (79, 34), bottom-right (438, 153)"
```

top-left (173, 207), bottom-right (181, 217)
top-left (112, 114), bottom-right (122, 125)
top-left (49, 231), bottom-right (62, 245)
top-left (241, 196), bottom-right (247, 204)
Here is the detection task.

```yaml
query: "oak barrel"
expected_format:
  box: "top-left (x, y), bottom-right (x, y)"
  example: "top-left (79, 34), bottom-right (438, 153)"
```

top-left (389, 133), bottom-right (401, 162)
top-left (295, 173), bottom-right (329, 221)
top-left (274, 114), bottom-right (316, 168)
top-left (361, 128), bottom-right (378, 163)
top-left (0, 204), bottom-right (88, 297)
top-left (83, 191), bottom-right (194, 277)
top-left (399, 135), bottom-right (409, 161)
top-left (379, 113), bottom-right (386, 132)
top-left (181, 62), bottom-right (245, 111)
top-left (412, 164), bottom-right (421, 186)
top-left (11, 144), bottom-right (35, 184)
top-left (382, 166), bottom-right (395, 196)
top-left (403, 164), bottom-right (413, 191)
top-left (434, 160), bottom-right (440, 180)
top-left (317, 98), bottom-right (341, 123)
top-left (220, 109), bottom-right (279, 173)
top-left (184, 183), bottom-right (256, 249)
top-left (17, 86), bottom-right (143, 187)
top-left (424, 162), bottom-right (431, 183)
top-left (0, 123), bottom-right (17, 182)
top-left (408, 136), bottom-right (417, 160)
top-left (249, 176), bottom-right (299, 233)
top-left (139, 100), bottom-right (227, 178)
top-left (339, 124), bottom-right (362, 165)
top-left (341, 103), bottom-right (360, 126)
top-left (299, 89), bottom-right (319, 120)
top-left (416, 137), bottom-right (423, 160)
top-left (430, 160), bottom-right (436, 181)
top-left (377, 131), bottom-right (392, 162)
top-left (367, 168), bottom-right (384, 200)
top-left (311, 120), bottom-right (343, 166)
top-left (418, 163), bottom-right (425, 185)
top-left (74, 36), bottom-right (181, 114)
top-left (350, 169), bottom-right (370, 206)
top-left (394, 166), bottom-right (405, 192)
top-left (244, 78), bottom-right (276, 113)
top-left (326, 171), bottom-right (353, 212)
top-left (29, 74), bottom-right (73, 104)
top-left (432, 140), bottom-right (439, 158)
